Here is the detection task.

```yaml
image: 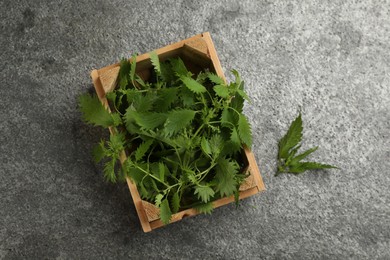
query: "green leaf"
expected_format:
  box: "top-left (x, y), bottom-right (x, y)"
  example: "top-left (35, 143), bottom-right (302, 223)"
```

top-left (164, 109), bottom-right (196, 136)
top-left (154, 88), bottom-right (178, 111)
top-left (194, 185), bottom-right (215, 203)
top-left (214, 85), bottom-right (230, 98)
top-left (230, 95), bottom-right (244, 113)
top-left (194, 202), bottom-right (213, 215)
top-left (134, 139), bottom-right (154, 161)
top-left (108, 133), bottom-right (125, 153)
top-left (118, 58), bottom-right (131, 88)
top-left (133, 92), bottom-right (156, 112)
top-left (288, 162), bottom-right (338, 174)
top-left (207, 73), bottom-right (225, 85)
top-left (230, 127), bottom-right (241, 145)
top-left (160, 198), bottom-right (172, 224)
top-left (135, 112), bottom-right (168, 130)
top-left (209, 134), bottom-right (224, 157)
top-left (238, 114), bottom-right (252, 147)
top-left (92, 140), bottom-right (106, 163)
top-left (180, 75), bottom-right (207, 94)
top-left (180, 86), bottom-right (195, 107)
top-left (214, 158), bottom-right (238, 197)
top-left (171, 192), bottom-right (180, 214)
top-left (201, 137), bottom-right (212, 156)
top-left (111, 113), bottom-right (122, 127)
top-left (231, 69), bottom-right (241, 85)
top-left (126, 163), bottom-right (146, 184)
top-left (277, 113), bottom-right (338, 175)
top-left (278, 113), bottom-right (303, 159)
top-left (158, 162), bottom-right (165, 181)
top-left (103, 159), bottom-right (117, 183)
top-left (237, 87), bottom-right (250, 101)
top-left (79, 94), bottom-right (115, 127)
top-left (130, 54), bottom-right (137, 85)
top-left (290, 147), bottom-right (318, 164)
top-left (150, 51), bottom-right (161, 74)
top-left (155, 194), bottom-right (164, 207)
top-left (221, 108), bottom-right (237, 127)
top-left (170, 57), bottom-right (188, 76)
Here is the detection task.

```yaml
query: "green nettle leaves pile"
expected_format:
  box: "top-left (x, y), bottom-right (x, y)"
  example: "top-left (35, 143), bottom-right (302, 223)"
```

top-left (79, 52), bottom-right (252, 224)
top-left (277, 113), bottom-right (338, 175)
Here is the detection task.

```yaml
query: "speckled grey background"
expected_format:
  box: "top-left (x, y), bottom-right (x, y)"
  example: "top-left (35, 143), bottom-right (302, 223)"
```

top-left (1, 0), bottom-right (389, 259)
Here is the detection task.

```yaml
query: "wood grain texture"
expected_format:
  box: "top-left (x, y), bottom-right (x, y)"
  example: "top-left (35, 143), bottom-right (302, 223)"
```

top-left (90, 32), bottom-right (265, 232)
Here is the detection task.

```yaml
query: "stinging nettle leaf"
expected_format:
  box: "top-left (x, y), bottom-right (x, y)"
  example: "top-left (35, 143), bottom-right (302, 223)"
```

top-left (209, 134), bottom-right (224, 157)
top-left (79, 94), bottom-right (115, 128)
top-left (134, 139), bottom-right (154, 161)
top-left (180, 75), bottom-right (207, 94)
top-left (171, 192), bottom-right (180, 214)
top-left (207, 73), bottom-right (225, 85)
top-left (170, 57), bottom-right (189, 76)
top-left (194, 185), bottom-right (215, 203)
top-left (119, 58), bottom-right (131, 88)
top-left (160, 198), bottom-right (172, 224)
top-left (149, 51), bottom-right (161, 74)
top-left (201, 137), bottom-right (212, 156)
top-left (214, 85), bottom-right (230, 98)
top-left (194, 202), bottom-right (214, 215)
top-left (278, 113), bottom-right (303, 159)
top-left (92, 140), bottom-right (106, 163)
top-left (288, 162), bottom-right (338, 174)
top-left (238, 114), bottom-right (252, 147)
top-left (164, 109), bottom-right (196, 136)
top-left (214, 158), bottom-right (238, 197)
top-left (290, 146), bottom-right (318, 165)
top-left (130, 54), bottom-right (137, 85)
top-left (155, 194), bottom-right (164, 207)
top-left (134, 112), bottom-right (167, 130)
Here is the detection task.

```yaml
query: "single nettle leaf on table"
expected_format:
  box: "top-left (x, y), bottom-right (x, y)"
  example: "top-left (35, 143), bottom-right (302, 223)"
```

top-left (277, 113), bottom-right (338, 175)
top-left (278, 113), bottom-right (303, 159)
top-left (288, 162), bottom-right (338, 174)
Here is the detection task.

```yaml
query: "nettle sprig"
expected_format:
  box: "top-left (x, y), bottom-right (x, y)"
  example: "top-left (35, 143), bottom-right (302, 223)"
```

top-left (79, 52), bottom-right (253, 223)
top-left (277, 113), bottom-right (338, 175)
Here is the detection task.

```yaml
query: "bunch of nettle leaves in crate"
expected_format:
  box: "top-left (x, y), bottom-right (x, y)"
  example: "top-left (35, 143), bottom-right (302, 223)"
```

top-left (79, 53), bottom-right (252, 224)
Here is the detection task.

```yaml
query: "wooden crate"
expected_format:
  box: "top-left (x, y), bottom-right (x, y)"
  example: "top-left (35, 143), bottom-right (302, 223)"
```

top-left (90, 32), bottom-right (265, 232)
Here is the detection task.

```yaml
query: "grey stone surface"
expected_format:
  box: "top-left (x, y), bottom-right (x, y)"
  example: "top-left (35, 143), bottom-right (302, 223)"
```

top-left (1, 0), bottom-right (389, 259)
